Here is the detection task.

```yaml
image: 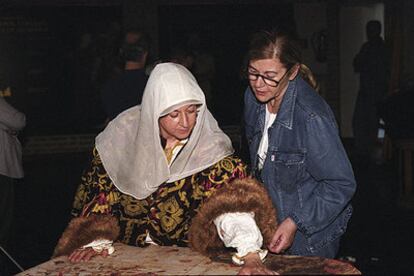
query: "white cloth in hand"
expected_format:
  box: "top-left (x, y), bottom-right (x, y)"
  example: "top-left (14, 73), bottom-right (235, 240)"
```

top-left (82, 239), bottom-right (115, 255)
top-left (214, 212), bottom-right (267, 264)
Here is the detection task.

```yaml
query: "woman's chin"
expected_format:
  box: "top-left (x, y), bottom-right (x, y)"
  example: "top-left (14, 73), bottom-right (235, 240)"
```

top-left (255, 94), bottom-right (271, 103)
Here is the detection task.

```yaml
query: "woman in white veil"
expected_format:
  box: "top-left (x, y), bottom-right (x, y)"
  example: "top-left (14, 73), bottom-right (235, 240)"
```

top-left (54, 63), bottom-right (277, 275)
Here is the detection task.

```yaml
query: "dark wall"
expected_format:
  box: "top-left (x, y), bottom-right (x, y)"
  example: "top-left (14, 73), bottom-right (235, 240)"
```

top-left (1, 3), bottom-right (294, 133)
top-left (0, 5), bottom-right (122, 134)
top-left (158, 4), bottom-right (295, 125)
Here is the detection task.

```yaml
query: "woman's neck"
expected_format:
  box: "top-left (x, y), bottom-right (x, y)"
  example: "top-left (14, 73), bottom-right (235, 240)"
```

top-left (267, 98), bottom-right (280, 114)
top-left (267, 83), bottom-right (290, 114)
top-left (165, 138), bottom-right (181, 150)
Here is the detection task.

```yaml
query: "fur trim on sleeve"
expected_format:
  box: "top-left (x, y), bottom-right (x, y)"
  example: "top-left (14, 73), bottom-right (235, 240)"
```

top-left (188, 177), bottom-right (277, 257)
top-left (52, 214), bottom-right (120, 258)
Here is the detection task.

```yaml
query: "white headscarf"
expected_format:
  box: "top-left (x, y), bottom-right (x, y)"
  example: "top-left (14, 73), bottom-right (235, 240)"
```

top-left (95, 63), bottom-right (234, 199)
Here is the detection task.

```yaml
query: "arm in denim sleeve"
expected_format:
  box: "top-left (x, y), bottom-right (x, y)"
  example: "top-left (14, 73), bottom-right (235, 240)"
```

top-left (290, 113), bottom-right (356, 236)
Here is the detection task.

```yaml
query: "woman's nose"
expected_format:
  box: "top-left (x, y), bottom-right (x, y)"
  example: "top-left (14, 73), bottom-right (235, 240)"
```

top-left (179, 113), bottom-right (189, 127)
top-left (253, 76), bottom-right (266, 88)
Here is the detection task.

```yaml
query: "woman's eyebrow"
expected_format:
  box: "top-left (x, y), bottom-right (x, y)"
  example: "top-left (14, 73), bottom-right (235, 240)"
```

top-left (248, 65), bottom-right (278, 74)
top-left (248, 65), bottom-right (258, 71)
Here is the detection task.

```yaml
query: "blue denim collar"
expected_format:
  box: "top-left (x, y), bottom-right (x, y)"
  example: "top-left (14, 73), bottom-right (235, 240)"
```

top-left (274, 77), bottom-right (298, 130)
top-left (247, 77), bottom-right (299, 132)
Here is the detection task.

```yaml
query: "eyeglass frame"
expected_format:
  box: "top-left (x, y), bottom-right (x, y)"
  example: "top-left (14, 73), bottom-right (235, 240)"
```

top-left (246, 66), bottom-right (291, 87)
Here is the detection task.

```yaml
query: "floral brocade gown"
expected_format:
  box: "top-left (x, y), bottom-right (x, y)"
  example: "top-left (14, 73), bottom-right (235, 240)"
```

top-left (71, 148), bottom-right (247, 247)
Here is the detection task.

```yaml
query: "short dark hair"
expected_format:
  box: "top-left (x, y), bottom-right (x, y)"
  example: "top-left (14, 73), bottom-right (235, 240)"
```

top-left (120, 30), bottom-right (151, 62)
top-left (366, 20), bottom-right (381, 36)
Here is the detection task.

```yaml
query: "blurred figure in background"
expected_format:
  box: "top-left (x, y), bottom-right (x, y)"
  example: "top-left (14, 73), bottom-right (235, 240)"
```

top-left (187, 32), bottom-right (216, 109)
top-left (168, 46), bottom-right (194, 70)
top-left (0, 94), bottom-right (25, 274)
top-left (352, 20), bottom-right (390, 160)
top-left (379, 76), bottom-right (414, 140)
top-left (100, 29), bottom-right (151, 123)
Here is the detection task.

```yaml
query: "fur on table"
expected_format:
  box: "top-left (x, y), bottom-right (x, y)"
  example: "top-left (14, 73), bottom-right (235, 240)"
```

top-left (53, 214), bottom-right (120, 257)
top-left (188, 177), bottom-right (278, 257)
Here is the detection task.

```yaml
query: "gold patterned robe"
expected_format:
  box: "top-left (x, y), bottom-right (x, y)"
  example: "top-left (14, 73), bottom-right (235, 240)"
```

top-left (71, 148), bottom-right (247, 247)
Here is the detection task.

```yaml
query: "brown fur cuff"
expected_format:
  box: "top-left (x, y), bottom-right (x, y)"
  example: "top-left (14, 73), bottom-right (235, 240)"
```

top-left (53, 214), bottom-right (120, 258)
top-left (188, 177), bottom-right (277, 257)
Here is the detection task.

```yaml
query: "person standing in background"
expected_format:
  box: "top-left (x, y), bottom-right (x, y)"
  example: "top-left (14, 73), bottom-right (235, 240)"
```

top-left (186, 32), bottom-right (216, 109)
top-left (0, 95), bottom-right (25, 272)
top-left (353, 20), bottom-right (389, 160)
top-left (100, 29), bottom-right (151, 122)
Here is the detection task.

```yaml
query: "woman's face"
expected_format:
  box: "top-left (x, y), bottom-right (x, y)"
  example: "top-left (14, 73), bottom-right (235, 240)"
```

top-left (159, 104), bottom-right (198, 144)
top-left (248, 58), bottom-right (291, 104)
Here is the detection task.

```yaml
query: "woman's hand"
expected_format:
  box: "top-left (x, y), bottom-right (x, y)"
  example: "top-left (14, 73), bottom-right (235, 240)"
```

top-left (238, 252), bottom-right (278, 275)
top-left (268, 217), bottom-right (297, 254)
top-left (68, 247), bottom-right (109, 263)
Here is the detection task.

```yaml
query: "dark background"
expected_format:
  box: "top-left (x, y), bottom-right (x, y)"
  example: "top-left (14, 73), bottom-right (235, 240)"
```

top-left (1, 4), bottom-right (294, 132)
top-left (158, 4), bottom-right (294, 124)
top-left (0, 6), bottom-right (122, 134)
top-left (0, 1), bottom-right (413, 275)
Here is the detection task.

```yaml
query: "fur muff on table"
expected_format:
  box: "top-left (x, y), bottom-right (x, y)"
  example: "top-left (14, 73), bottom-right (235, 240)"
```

top-left (188, 177), bottom-right (277, 257)
top-left (53, 214), bottom-right (120, 257)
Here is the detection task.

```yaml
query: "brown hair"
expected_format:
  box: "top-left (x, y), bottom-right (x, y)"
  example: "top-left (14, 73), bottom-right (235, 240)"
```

top-left (245, 28), bottom-right (319, 92)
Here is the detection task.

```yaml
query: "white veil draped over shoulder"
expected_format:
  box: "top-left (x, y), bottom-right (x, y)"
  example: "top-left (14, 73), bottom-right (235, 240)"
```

top-left (95, 63), bottom-right (234, 199)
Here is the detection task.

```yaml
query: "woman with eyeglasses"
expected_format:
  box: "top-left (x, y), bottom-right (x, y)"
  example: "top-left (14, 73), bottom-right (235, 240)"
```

top-left (243, 28), bottom-right (356, 258)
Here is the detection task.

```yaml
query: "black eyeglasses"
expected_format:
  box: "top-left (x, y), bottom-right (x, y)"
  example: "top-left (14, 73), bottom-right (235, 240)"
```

top-left (246, 68), bottom-right (290, 87)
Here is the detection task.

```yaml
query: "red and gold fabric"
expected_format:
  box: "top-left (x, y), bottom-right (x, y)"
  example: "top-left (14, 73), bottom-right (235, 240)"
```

top-left (70, 148), bottom-right (247, 247)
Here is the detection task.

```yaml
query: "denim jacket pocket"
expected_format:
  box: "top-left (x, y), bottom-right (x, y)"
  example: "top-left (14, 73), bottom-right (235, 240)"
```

top-left (268, 150), bottom-right (305, 193)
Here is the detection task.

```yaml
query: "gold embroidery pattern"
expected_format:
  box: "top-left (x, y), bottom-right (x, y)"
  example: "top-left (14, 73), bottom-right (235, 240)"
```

top-left (120, 195), bottom-right (148, 217)
top-left (158, 197), bottom-right (184, 233)
top-left (72, 183), bottom-right (87, 211)
top-left (71, 149), bottom-right (247, 247)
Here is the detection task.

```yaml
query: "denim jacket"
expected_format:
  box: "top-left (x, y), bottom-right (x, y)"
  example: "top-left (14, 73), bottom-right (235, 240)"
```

top-left (244, 76), bottom-right (356, 258)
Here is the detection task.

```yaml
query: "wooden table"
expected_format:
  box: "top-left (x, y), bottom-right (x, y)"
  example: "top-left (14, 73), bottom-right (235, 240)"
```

top-left (18, 243), bottom-right (360, 275)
